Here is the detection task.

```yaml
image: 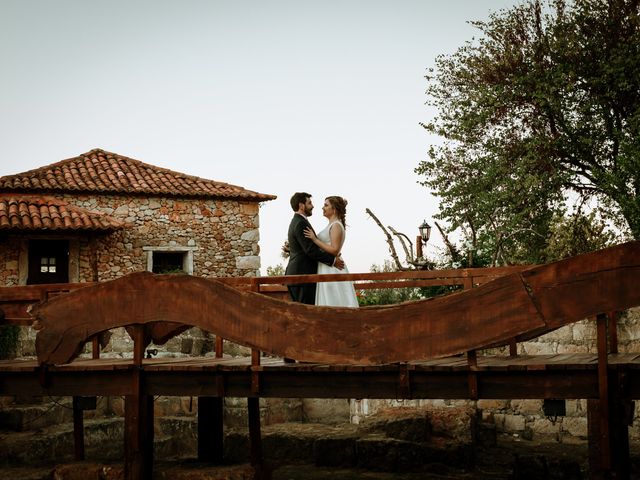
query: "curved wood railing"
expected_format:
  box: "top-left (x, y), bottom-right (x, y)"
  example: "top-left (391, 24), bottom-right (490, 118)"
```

top-left (15, 241), bottom-right (640, 365)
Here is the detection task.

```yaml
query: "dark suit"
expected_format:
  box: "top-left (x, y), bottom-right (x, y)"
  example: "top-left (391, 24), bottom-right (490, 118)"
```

top-left (285, 213), bottom-right (335, 304)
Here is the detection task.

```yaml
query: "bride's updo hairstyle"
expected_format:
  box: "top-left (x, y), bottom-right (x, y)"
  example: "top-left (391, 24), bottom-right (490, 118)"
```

top-left (326, 196), bottom-right (348, 228)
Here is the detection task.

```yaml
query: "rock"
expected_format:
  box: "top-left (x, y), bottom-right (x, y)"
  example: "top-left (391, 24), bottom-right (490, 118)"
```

top-left (477, 422), bottom-right (497, 446)
top-left (313, 434), bottom-right (357, 467)
top-left (512, 454), bottom-right (548, 479)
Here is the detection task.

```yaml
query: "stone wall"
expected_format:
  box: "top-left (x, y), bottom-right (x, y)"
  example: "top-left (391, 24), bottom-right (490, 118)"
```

top-left (0, 193), bottom-right (264, 357)
top-left (65, 193), bottom-right (262, 280)
top-left (0, 236), bottom-right (21, 287)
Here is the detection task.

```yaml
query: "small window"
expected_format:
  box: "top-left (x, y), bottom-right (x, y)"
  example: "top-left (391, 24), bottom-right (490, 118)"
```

top-left (152, 252), bottom-right (186, 274)
top-left (40, 257), bottom-right (57, 273)
top-left (28, 239), bottom-right (69, 285)
top-left (143, 245), bottom-right (196, 275)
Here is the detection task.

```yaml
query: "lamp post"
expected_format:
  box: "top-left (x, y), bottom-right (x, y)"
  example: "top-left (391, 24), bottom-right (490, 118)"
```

top-left (416, 220), bottom-right (431, 259)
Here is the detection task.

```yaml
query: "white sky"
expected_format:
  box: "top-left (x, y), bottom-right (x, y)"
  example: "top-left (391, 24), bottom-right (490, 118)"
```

top-left (0, 0), bottom-right (520, 274)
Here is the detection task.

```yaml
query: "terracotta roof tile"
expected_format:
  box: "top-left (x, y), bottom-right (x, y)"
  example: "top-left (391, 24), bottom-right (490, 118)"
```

top-left (0, 195), bottom-right (125, 231)
top-left (0, 149), bottom-right (276, 202)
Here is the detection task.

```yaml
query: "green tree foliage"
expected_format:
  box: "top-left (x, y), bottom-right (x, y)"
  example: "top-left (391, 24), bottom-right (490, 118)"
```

top-left (417, 0), bottom-right (640, 264)
top-left (543, 210), bottom-right (616, 261)
top-left (266, 264), bottom-right (285, 276)
top-left (357, 260), bottom-right (424, 305)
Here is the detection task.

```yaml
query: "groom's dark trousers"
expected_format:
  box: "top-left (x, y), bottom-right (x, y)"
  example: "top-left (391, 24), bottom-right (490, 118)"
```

top-left (285, 214), bottom-right (335, 305)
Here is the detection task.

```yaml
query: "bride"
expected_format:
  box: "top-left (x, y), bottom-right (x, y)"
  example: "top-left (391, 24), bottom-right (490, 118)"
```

top-left (303, 196), bottom-right (359, 307)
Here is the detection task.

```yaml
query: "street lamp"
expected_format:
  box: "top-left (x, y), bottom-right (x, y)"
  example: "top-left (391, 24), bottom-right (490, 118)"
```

top-left (416, 220), bottom-right (431, 259)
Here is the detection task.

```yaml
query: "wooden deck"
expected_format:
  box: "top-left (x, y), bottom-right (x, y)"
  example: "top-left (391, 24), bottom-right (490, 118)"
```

top-left (1, 353), bottom-right (639, 400)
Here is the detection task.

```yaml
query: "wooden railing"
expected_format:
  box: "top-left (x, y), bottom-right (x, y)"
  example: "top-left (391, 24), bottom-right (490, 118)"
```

top-left (221, 265), bottom-right (530, 298)
top-left (0, 266), bottom-right (529, 363)
top-left (0, 266), bottom-right (528, 327)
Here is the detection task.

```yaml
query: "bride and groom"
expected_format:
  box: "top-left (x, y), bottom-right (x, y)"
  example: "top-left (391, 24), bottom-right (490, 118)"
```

top-left (285, 192), bottom-right (359, 308)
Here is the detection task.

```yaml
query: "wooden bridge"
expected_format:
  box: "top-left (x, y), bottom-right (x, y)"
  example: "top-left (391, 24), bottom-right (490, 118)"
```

top-left (1, 241), bottom-right (640, 479)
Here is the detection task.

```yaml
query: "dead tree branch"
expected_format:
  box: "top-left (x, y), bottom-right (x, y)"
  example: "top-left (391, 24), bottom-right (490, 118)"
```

top-left (434, 221), bottom-right (460, 263)
top-left (365, 208), bottom-right (407, 271)
top-left (388, 227), bottom-right (414, 264)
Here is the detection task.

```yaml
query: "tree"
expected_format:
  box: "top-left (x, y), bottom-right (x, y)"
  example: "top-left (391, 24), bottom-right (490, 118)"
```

top-left (542, 210), bottom-right (616, 261)
top-left (356, 260), bottom-right (424, 305)
top-left (417, 0), bottom-right (640, 264)
top-left (266, 264), bottom-right (285, 276)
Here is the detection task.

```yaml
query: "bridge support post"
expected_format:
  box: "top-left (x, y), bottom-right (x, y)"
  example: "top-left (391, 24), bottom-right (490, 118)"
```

top-left (198, 396), bottom-right (224, 463)
top-left (587, 313), bottom-right (631, 480)
top-left (587, 385), bottom-right (631, 480)
top-left (124, 370), bottom-right (154, 480)
top-left (124, 326), bottom-right (154, 480)
top-left (248, 396), bottom-right (270, 479)
top-left (248, 341), bottom-right (269, 479)
top-left (72, 396), bottom-right (85, 460)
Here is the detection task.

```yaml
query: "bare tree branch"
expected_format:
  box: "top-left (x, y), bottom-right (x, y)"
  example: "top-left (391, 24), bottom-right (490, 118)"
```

top-left (388, 226), bottom-right (414, 264)
top-left (434, 221), bottom-right (460, 263)
top-left (365, 208), bottom-right (407, 271)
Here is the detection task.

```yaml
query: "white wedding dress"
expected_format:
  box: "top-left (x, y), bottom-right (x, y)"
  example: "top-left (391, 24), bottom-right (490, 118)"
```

top-left (315, 221), bottom-right (359, 307)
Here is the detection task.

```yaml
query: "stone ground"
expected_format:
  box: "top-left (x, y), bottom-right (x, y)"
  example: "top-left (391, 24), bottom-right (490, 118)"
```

top-left (2, 406), bottom-right (639, 480)
top-left (3, 430), bottom-right (639, 480)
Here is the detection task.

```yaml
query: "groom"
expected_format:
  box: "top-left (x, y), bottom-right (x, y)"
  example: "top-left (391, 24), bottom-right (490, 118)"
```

top-left (285, 192), bottom-right (343, 304)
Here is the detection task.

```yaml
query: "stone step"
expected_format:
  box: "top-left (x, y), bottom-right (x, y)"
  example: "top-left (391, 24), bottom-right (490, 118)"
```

top-left (0, 466), bottom-right (54, 480)
top-left (0, 398), bottom-right (74, 432)
top-left (0, 417), bottom-right (124, 467)
top-left (0, 415), bottom-right (200, 468)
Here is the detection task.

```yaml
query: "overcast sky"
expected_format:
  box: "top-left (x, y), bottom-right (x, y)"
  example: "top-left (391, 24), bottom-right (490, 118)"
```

top-left (0, 0), bottom-right (521, 274)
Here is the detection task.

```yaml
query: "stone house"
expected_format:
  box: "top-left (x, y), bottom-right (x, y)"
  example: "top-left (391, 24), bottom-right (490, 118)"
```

top-left (0, 148), bottom-right (276, 355)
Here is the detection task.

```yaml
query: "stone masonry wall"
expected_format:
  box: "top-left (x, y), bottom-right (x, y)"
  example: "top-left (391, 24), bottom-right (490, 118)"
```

top-left (0, 193), bottom-right (264, 357)
top-left (0, 236), bottom-right (21, 287)
top-left (64, 193), bottom-right (262, 280)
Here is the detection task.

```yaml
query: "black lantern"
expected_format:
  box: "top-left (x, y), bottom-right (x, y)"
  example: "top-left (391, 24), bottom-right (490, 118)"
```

top-left (418, 220), bottom-right (431, 244)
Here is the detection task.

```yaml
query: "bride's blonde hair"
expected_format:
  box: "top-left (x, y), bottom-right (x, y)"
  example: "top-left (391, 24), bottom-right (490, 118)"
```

top-left (326, 196), bottom-right (348, 228)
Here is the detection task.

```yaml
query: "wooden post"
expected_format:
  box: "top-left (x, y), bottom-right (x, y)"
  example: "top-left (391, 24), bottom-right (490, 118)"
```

top-left (132, 326), bottom-right (145, 367)
top-left (247, 270), bottom-right (267, 480)
top-left (125, 326), bottom-right (153, 480)
top-left (609, 369), bottom-right (631, 479)
top-left (92, 336), bottom-right (100, 359)
top-left (248, 397), bottom-right (266, 479)
top-left (596, 313), bottom-right (610, 472)
top-left (467, 349), bottom-right (478, 400)
top-left (124, 368), bottom-right (154, 480)
top-left (607, 311), bottom-right (618, 354)
top-left (72, 396), bottom-right (85, 461)
top-left (588, 314), bottom-right (611, 478)
top-left (198, 397), bottom-right (224, 463)
top-left (416, 235), bottom-right (423, 259)
top-left (215, 336), bottom-right (223, 358)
